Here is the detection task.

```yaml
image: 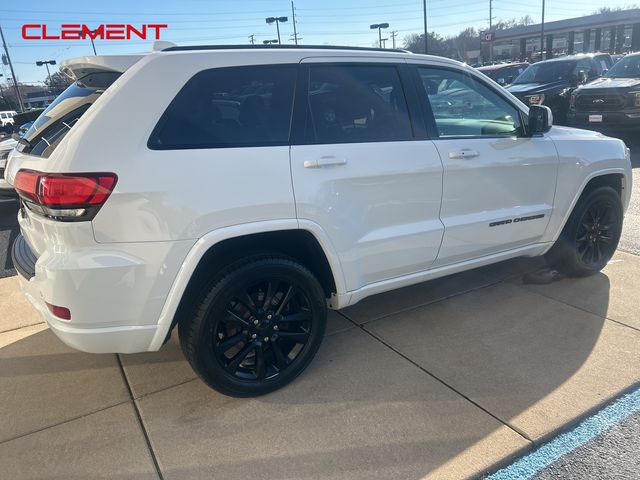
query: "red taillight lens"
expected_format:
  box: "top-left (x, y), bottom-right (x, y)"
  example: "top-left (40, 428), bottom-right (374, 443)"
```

top-left (14, 170), bottom-right (39, 202)
top-left (14, 170), bottom-right (117, 221)
top-left (39, 174), bottom-right (117, 206)
top-left (45, 302), bottom-right (71, 320)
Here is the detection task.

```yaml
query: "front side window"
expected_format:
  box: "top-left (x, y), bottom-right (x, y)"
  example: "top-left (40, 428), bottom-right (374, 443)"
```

top-left (417, 67), bottom-right (522, 138)
top-left (305, 64), bottom-right (413, 144)
top-left (149, 64), bottom-right (296, 150)
top-left (572, 59), bottom-right (594, 79)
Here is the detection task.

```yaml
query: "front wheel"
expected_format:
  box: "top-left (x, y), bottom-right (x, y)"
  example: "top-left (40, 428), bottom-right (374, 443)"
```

top-left (179, 256), bottom-right (327, 397)
top-left (546, 185), bottom-right (623, 277)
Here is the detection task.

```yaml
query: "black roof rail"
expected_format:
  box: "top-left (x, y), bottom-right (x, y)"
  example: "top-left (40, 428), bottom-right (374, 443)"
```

top-left (162, 44), bottom-right (411, 54)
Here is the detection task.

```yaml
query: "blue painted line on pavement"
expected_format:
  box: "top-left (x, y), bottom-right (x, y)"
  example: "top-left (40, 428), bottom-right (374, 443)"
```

top-left (487, 385), bottom-right (640, 480)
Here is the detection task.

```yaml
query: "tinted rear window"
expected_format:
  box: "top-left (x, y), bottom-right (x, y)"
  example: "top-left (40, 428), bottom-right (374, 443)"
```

top-left (304, 64), bottom-right (413, 144)
top-left (148, 64), bottom-right (297, 150)
top-left (18, 71), bottom-right (121, 158)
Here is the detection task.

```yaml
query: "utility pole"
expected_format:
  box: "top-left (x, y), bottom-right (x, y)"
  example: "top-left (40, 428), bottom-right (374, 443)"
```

top-left (423, 0), bottom-right (428, 54)
top-left (489, 0), bottom-right (493, 62)
top-left (291, 1), bottom-right (299, 45)
top-left (540, 0), bottom-right (546, 59)
top-left (0, 25), bottom-right (24, 112)
top-left (390, 31), bottom-right (398, 49)
top-left (249, 34), bottom-right (256, 45)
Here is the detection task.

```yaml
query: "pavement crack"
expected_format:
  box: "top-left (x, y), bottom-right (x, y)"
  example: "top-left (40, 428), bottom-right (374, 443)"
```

top-left (116, 354), bottom-right (165, 480)
top-left (510, 281), bottom-right (640, 334)
top-left (335, 309), bottom-right (535, 445)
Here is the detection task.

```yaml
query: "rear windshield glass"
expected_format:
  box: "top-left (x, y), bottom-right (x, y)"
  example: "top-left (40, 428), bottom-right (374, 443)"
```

top-left (18, 71), bottom-right (120, 158)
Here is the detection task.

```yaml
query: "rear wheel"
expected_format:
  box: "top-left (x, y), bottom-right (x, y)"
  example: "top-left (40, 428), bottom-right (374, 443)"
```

top-left (179, 256), bottom-right (327, 397)
top-left (546, 185), bottom-right (623, 277)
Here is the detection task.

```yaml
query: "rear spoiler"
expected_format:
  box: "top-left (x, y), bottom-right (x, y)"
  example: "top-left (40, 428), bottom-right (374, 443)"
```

top-left (61, 54), bottom-right (144, 81)
top-left (60, 42), bottom-right (176, 81)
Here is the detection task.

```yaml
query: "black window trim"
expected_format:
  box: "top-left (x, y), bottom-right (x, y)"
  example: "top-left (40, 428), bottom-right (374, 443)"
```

top-left (289, 61), bottom-right (427, 146)
top-left (409, 63), bottom-right (531, 140)
top-left (147, 63), bottom-right (299, 151)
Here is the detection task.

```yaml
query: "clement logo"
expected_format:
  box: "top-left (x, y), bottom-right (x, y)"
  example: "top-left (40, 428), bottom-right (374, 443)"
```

top-left (22, 24), bottom-right (168, 40)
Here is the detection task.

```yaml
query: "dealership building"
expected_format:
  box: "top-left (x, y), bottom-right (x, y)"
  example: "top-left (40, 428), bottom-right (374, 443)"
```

top-left (490, 9), bottom-right (640, 61)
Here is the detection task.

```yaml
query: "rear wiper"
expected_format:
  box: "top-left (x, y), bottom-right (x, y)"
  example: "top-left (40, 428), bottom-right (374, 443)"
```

top-left (12, 133), bottom-right (32, 149)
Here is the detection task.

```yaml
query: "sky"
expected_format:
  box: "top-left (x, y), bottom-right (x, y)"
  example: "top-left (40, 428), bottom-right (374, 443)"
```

top-left (1, 0), bottom-right (637, 84)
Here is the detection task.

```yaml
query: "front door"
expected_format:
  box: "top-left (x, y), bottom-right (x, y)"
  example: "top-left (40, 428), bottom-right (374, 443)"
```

top-left (290, 59), bottom-right (444, 291)
top-left (411, 64), bottom-right (559, 267)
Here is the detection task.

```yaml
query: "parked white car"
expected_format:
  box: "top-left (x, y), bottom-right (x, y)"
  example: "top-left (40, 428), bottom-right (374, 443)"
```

top-left (0, 110), bottom-right (17, 127)
top-left (5, 45), bottom-right (632, 396)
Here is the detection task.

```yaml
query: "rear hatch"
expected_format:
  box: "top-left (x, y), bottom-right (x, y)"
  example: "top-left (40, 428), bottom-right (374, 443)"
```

top-left (5, 54), bottom-right (143, 257)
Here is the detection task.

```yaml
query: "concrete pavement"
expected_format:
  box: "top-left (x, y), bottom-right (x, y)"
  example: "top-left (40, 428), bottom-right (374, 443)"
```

top-left (2, 250), bottom-right (640, 479)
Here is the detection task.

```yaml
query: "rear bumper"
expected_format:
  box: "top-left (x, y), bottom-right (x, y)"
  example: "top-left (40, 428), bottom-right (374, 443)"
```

top-left (17, 272), bottom-right (159, 353)
top-left (12, 232), bottom-right (193, 354)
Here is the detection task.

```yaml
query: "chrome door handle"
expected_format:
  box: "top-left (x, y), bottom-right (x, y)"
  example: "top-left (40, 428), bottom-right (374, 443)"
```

top-left (449, 149), bottom-right (480, 159)
top-left (303, 156), bottom-right (348, 168)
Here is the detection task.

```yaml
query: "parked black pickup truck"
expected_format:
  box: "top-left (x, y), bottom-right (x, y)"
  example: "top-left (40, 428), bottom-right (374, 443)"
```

top-left (568, 52), bottom-right (640, 131)
top-left (507, 53), bottom-right (613, 124)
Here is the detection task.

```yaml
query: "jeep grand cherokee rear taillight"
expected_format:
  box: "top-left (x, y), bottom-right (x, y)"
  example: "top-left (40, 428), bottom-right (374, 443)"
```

top-left (14, 170), bottom-right (117, 221)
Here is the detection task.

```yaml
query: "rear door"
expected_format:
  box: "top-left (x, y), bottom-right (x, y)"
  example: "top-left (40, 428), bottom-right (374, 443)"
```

top-left (290, 58), bottom-right (444, 292)
top-left (410, 63), bottom-right (559, 267)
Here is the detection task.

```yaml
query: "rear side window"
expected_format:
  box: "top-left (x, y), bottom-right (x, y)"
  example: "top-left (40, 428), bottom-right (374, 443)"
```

top-left (148, 65), bottom-right (296, 150)
top-left (304, 64), bottom-right (413, 144)
top-left (18, 71), bottom-right (121, 158)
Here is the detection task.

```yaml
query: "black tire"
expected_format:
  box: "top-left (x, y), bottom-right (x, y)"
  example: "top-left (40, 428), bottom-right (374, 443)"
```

top-left (545, 185), bottom-right (623, 277)
top-left (179, 255), bottom-right (327, 397)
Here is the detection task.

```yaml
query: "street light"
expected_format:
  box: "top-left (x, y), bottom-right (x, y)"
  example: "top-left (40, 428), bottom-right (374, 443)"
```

top-left (263, 39), bottom-right (279, 45)
top-left (36, 60), bottom-right (56, 86)
top-left (370, 23), bottom-right (389, 48)
top-left (266, 16), bottom-right (288, 44)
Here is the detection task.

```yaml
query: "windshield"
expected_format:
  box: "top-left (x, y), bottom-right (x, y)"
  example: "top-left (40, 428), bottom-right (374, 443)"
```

top-left (18, 71), bottom-right (120, 158)
top-left (606, 55), bottom-right (640, 78)
top-left (513, 61), bottom-right (574, 84)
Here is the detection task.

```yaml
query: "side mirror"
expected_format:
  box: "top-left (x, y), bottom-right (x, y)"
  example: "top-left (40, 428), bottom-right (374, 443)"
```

top-left (578, 70), bottom-right (588, 84)
top-left (528, 105), bottom-right (553, 135)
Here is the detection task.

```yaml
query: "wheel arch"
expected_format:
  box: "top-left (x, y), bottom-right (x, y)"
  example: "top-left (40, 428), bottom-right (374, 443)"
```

top-left (147, 220), bottom-right (347, 350)
top-left (548, 169), bottom-right (628, 245)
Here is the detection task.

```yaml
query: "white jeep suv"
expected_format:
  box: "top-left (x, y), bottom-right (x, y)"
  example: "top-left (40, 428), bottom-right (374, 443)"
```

top-left (6, 45), bottom-right (632, 397)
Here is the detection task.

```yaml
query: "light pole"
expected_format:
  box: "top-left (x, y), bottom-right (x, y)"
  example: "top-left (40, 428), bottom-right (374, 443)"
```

top-left (540, 0), bottom-right (546, 59)
top-left (266, 16), bottom-right (288, 44)
top-left (36, 60), bottom-right (56, 87)
top-left (370, 23), bottom-right (389, 48)
top-left (423, 0), bottom-right (428, 54)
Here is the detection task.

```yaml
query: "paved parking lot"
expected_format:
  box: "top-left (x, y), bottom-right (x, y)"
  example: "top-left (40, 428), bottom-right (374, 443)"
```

top-left (2, 246), bottom-right (640, 479)
top-left (1, 143), bottom-right (639, 479)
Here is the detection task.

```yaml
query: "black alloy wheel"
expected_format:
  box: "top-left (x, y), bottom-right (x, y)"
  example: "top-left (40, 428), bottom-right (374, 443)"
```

top-left (180, 256), bottom-right (327, 397)
top-left (214, 279), bottom-right (314, 382)
top-left (546, 185), bottom-right (623, 276)
top-left (575, 200), bottom-right (618, 269)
